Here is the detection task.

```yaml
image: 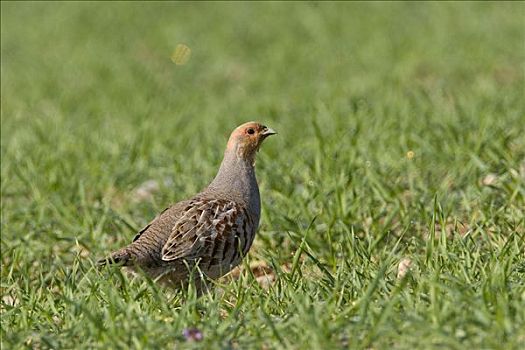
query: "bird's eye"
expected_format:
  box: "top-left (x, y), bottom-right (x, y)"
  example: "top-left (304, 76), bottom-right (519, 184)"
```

top-left (247, 128), bottom-right (255, 135)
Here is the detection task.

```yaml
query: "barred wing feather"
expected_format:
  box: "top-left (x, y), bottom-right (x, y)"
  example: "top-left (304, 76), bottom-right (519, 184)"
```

top-left (161, 199), bottom-right (240, 261)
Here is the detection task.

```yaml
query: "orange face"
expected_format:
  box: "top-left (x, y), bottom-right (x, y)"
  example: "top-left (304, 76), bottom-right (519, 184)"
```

top-left (227, 122), bottom-right (276, 158)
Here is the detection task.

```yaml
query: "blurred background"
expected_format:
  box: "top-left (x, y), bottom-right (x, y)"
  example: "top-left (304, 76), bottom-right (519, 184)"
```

top-left (3, 2), bottom-right (523, 137)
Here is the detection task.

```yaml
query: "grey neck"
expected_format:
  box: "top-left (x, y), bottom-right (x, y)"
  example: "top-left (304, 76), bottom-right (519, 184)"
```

top-left (207, 151), bottom-right (258, 203)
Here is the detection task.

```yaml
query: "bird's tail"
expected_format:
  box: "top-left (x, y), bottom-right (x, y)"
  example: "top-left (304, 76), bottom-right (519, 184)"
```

top-left (98, 247), bottom-right (133, 266)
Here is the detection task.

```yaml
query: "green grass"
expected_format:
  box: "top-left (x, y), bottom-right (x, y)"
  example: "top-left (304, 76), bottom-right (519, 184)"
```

top-left (1, 2), bottom-right (524, 349)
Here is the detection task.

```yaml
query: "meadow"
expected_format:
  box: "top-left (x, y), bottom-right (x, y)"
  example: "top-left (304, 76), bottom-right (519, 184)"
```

top-left (1, 2), bottom-right (524, 349)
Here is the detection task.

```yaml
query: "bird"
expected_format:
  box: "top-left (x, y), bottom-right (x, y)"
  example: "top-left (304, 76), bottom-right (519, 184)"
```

top-left (99, 122), bottom-right (276, 291)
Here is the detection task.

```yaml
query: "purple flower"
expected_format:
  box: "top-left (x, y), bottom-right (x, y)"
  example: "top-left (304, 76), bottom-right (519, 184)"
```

top-left (182, 328), bottom-right (203, 342)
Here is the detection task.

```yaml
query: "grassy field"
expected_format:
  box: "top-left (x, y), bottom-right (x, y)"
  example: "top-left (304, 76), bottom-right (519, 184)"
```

top-left (1, 2), bottom-right (524, 349)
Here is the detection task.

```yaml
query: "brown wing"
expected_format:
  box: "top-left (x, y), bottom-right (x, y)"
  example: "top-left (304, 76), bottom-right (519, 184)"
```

top-left (132, 207), bottom-right (169, 242)
top-left (161, 198), bottom-right (241, 261)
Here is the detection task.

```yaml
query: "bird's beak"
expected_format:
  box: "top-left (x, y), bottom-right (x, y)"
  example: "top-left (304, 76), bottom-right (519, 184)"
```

top-left (262, 127), bottom-right (277, 137)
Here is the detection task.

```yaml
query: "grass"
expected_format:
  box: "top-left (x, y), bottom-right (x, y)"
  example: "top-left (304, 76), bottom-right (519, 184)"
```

top-left (1, 2), bottom-right (524, 349)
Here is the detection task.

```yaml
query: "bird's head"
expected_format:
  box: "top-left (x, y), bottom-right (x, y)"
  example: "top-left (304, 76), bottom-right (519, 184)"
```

top-left (226, 122), bottom-right (276, 163)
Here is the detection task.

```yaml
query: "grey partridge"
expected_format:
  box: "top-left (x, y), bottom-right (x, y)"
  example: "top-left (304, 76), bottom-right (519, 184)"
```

top-left (99, 122), bottom-right (276, 290)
